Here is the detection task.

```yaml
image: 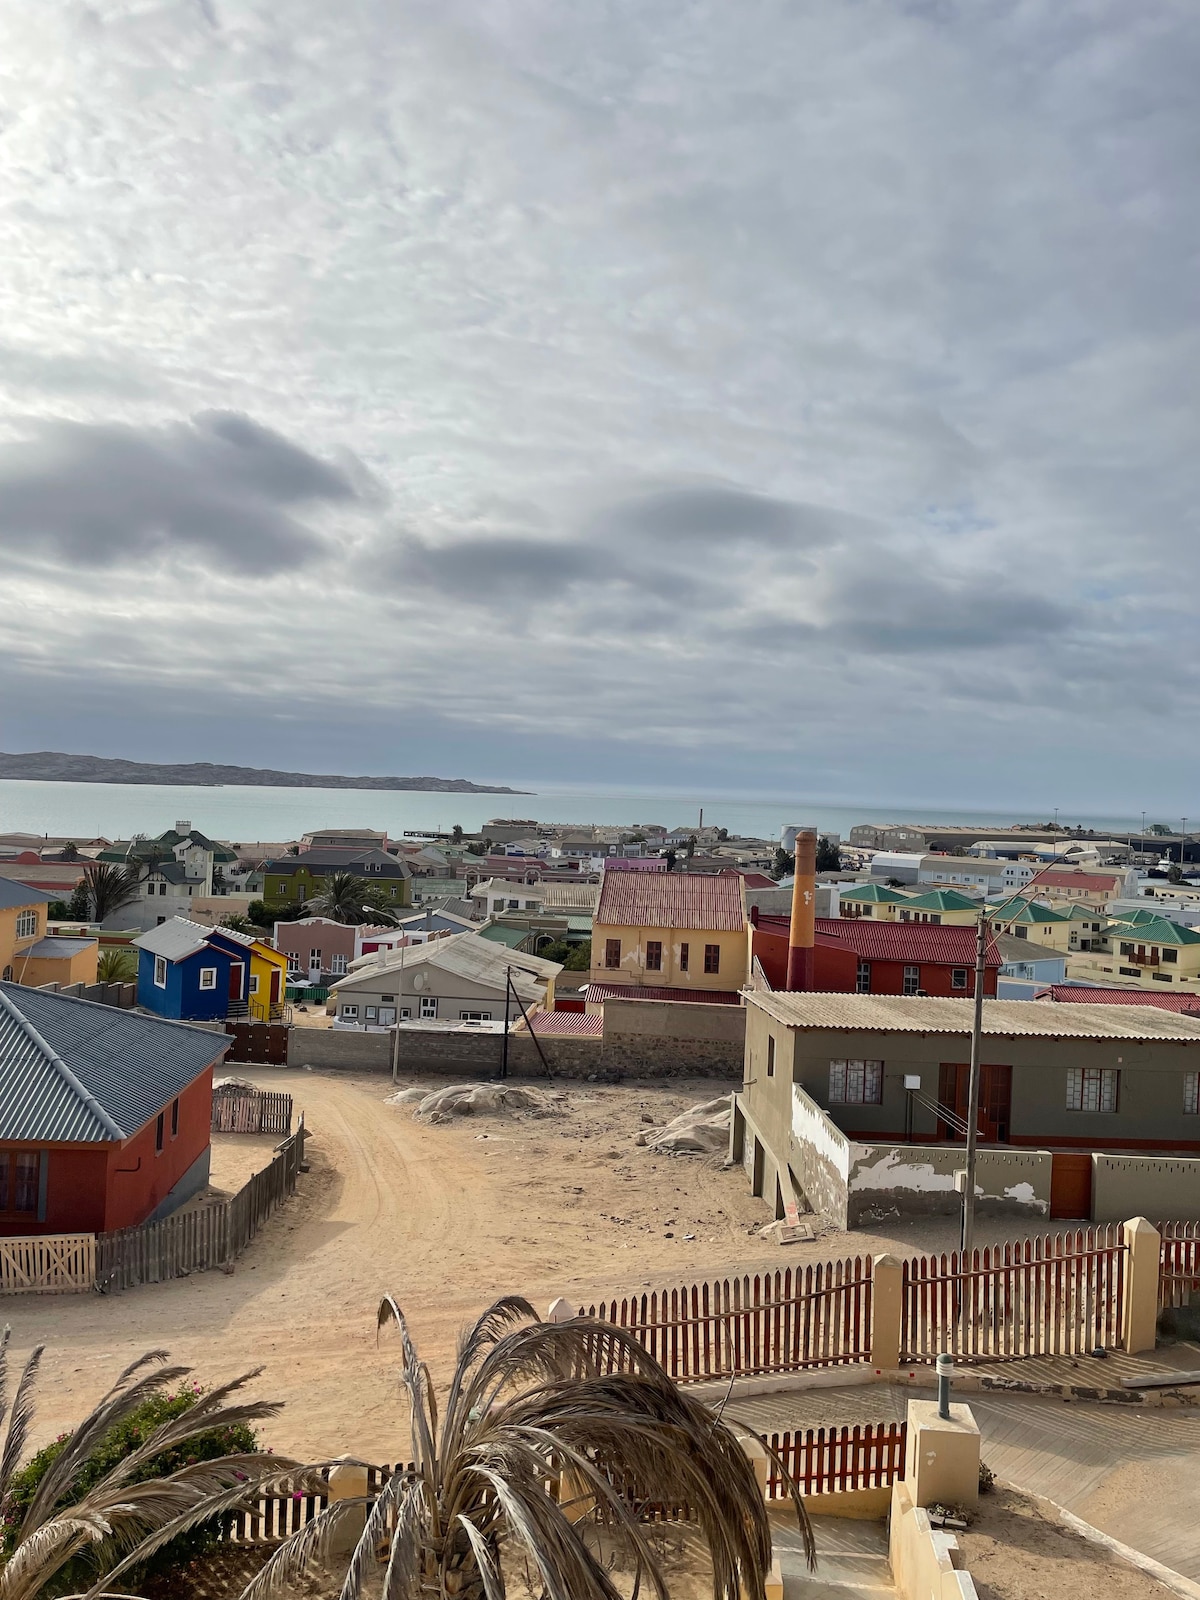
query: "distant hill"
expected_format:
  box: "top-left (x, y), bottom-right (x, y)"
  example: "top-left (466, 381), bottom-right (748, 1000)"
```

top-left (0, 751), bottom-right (530, 794)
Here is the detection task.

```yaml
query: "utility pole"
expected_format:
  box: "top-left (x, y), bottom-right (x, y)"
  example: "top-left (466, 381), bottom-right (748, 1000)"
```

top-left (960, 910), bottom-right (988, 1259)
top-left (500, 966), bottom-right (512, 1080)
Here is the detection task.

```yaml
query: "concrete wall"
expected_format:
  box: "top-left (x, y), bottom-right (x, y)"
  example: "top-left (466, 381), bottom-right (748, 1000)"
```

top-left (846, 1144), bottom-right (1052, 1228)
top-left (1092, 1153), bottom-right (1200, 1223)
top-left (35, 980), bottom-right (136, 1008)
top-left (791, 1085), bottom-right (851, 1228)
top-left (288, 996), bottom-right (743, 1081)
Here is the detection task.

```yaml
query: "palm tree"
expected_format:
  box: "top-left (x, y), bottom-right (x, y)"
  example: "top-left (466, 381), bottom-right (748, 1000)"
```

top-left (0, 1337), bottom-right (301, 1600)
top-left (309, 872), bottom-right (395, 925)
top-left (246, 1297), bottom-right (813, 1600)
top-left (96, 946), bottom-right (137, 983)
top-left (80, 863), bottom-right (142, 924)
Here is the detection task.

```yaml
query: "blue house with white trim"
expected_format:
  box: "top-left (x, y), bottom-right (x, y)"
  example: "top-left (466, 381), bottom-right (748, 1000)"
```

top-left (132, 919), bottom-right (237, 1021)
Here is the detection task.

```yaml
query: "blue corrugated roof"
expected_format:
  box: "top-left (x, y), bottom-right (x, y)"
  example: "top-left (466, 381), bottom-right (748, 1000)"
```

top-left (0, 984), bottom-right (229, 1144)
top-left (0, 880), bottom-right (53, 910)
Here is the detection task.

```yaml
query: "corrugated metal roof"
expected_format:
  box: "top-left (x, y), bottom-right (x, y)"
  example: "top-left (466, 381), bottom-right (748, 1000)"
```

top-left (750, 991), bottom-right (1200, 1040)
top-left (1026, 868), bottom-right (1122, 893)
top-left (477, 924), bottom-right (529, 948)
top-left (0, 879), bottom-right (53, 910)
top-left (758, 915), bottom-right (1001, 966)
top-left (1041, 986), bottom-right (1200, 1013)
top-left (520, 1011), bottom-right (605, 1035)
top-left (131, 918), bottom-right (212, 961)
top-left (336, 931), bottom-right (561, 999)
top-left (0, 983), bottom-right (228, 1142)
top-left (587, 983), bottom-right (744, 1006)
top-left (595, 871), bottom-right (745, 932)
top-left (19, 936), bottom-right (97, 958)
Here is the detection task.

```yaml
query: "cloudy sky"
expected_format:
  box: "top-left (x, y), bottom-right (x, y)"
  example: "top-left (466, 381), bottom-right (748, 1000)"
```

top-left (0, 0), bottom-right (1196, 809)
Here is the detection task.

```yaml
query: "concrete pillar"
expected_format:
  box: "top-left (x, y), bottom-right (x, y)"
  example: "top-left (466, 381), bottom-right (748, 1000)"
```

top-left (326, 1459), bottom-right (369, 1556)
top-left (870, 1254), bottom-right (904, 1371)
top-left (904, 1399), bottom-right (980, 1510)
top-left (1122, 1215), bottom-right (1161, 1356)
top-left (740, 1434), bottom-right (770, 1499)
top-left (546, 1296), bottom-right (575, 1323)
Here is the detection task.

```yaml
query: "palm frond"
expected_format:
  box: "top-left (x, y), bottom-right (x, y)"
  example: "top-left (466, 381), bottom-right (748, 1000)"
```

top-left (0, 1345), bottom-right (42, 1500)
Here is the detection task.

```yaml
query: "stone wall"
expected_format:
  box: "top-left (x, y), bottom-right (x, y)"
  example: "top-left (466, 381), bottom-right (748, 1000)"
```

top-left (601, 998), bottom-right (744, 1077)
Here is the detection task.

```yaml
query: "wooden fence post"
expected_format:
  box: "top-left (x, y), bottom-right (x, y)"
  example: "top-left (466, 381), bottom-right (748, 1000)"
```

top-left (869, 1254), bottom-right (903, 1371)
top-left (1122, 1216), bottom-right (1161, 1355)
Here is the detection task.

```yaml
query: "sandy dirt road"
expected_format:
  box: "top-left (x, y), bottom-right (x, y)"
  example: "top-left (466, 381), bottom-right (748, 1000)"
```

top-left (12, 1068), bottom-right (1073, 1465)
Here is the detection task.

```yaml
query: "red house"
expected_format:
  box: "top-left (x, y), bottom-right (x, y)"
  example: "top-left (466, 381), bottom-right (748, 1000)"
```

top-left (750, 913), bottom-right (1000, 998)
top-left (0, 981), bottom-right (229, 1235)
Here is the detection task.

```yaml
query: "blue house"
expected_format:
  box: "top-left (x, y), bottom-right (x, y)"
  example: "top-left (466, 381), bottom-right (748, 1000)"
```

top-left (132, 919), bottom-right (237, 1022)
top-left (994, 932), bottom-right (1068, 999)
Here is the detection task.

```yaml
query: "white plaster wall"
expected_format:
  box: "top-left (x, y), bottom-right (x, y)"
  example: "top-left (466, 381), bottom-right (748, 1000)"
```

top-left (791, 1084), bottom-right (851, 1182)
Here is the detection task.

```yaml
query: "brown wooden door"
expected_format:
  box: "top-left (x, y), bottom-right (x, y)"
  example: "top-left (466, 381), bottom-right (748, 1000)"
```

top-left (228, 961), bottom-right (243, 1000)
top-left (270, 967), bottom-right (281, 1004)
top-left (1050, 1152), bottom-right (1093, 1219)
top-left (938, 1063), bottom-right (1013, 1143)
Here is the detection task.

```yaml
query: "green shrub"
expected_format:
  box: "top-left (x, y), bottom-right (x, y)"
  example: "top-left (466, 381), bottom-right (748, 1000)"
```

top-left (1, 1382), bottom-right (260, 1592)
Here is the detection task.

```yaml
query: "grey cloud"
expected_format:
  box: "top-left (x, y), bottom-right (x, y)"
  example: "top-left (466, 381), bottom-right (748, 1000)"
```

top-left (832, 573), bottom-right (1072, 654)
top-left (588, 486), bottom-right (854, 551)
top-left (0, 412), bottom-right (383, 573)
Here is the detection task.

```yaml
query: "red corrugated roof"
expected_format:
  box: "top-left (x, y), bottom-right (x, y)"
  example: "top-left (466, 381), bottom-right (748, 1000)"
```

top-left (521, 1010), bottom-right (606, 1035)
top-left (1026, 868), bottom-right (1122, 893)
top-left (758, 914), bottom-right (1000, 966)
top-left (595, 870), bottom-right (746, 932)
top-left (587, 983), bottom-right (744, 1006)
top-left (1039, 985), bottom-right (1200, 1012)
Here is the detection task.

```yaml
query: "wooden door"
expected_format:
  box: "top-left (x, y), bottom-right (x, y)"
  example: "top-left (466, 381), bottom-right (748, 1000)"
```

top-left (228, 961), bottom-right (243, 1000)
top-left (1050, 1152), bottom-right (1093, 1219)
top-left (270, 967), bottom-right (281, 1004)
top-left (938, 1063), bottom-right (1013, 1143)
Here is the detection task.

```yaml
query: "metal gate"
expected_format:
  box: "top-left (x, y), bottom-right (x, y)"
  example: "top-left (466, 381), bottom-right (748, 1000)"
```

top-left (224, 1023), bottom-right (289, 1065)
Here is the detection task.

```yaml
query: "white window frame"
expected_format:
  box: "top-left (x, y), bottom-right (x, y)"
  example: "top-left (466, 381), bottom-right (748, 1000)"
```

top-left (855, 960), bottom-right (871, 994)
top-left (153, 954), bottom-right (168, 989)
top-left (341, 1004), bottom-right (359, 1019)
top-left (1065, 1067), bottom-right (1119, 1113)
top-left (1185, 1073), bottom-right (1199, 1116)
top-left (828, 1059), bottom-right (884, 1105)
top-left (286, 951), bottom-right (301, 972)
top-left (365, 1006), bottom-right (378, 1020)
top-left (310, 948), bottom-right (322, 965)
top-left (331, 953), bottom-right (347, 975)
top-left (248, 974), bottom-right (259, 995)
top-left (14, 910), bottom-right (37, 939)
top-left (902, 965), bottom-right (920, 996)
top-left (420, 996), bottom-right (438, 1019)
top-left (951, 968), bottom-right (968, 991)
top-left (198, 967), bottom-right (218, 991)
top-left (460, 1010), bottom-right (492, 1021)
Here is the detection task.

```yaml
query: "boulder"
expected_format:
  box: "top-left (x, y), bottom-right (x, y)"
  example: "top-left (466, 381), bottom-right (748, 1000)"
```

top-left (640, 1096), bottom-right (732, 1156)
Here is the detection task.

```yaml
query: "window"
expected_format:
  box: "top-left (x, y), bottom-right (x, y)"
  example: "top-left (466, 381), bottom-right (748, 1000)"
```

top-left (420, 996), bottom-right (438, 1019)
top-left (1015, 926), bottom-right (1027, 939)
top-left (341, 1004), bottom-right (359, 1019)
top-left (171, 1097), bottom-right (179, 1138)
top-left (679, 942), bottom-right (689, 972)
top-left (1164, 948), bottom-right (1179, 963)
top-left (286, 951), bottom-right (301, 972)
top-left (605, 938), bottom-right (622, 969)
top-left (703, 943), bottom-right (720, 974)
top-left (310, 948), bottom-right (322, 965)
top-left (159, 882), bottom-right (167, 895)
top-left (1186, 1074), bottom-right (1199, 1115)
top-left (508, 899), bottom-right (520, 910)
top-left (0, 1153), bottom-right (40, 1214)
top-left (198, 967), bottom-right (217, 991)
top-left (856, 960), bottom-right (871, 994)
top-left (331, 954), bottom-right (347, 975)
top-left (903, 965), bottom-right (920, 996)
top-left (14, 910), bottom-right (37, 939)
top-left (153, 954), bottom-right (168, 989)
top-left (829, 1059), bottom-right (884, 1104)
top-left (951, 968), bottom-right (968, 991)
top-left (365, 1006), bottom-right (378, 1020)
top-left (249, 974), bottom-right (260, 995)
top-left (1120, 942), bottom-right (1134, 957)
top-left (1066, 1067), bottom-right (1119, 1112)
top-left (460, 1010), bottom-right (492, 1021)
top-left (155, 1113), bottom-right (165, 1153)
top-left (767, 1035), bottom-right (776, 1078)
top-left (645, 940), bottom-right (663, 972)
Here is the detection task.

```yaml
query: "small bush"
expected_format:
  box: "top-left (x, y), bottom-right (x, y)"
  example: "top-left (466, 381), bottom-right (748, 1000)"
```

top-left (1, 1383), bottom-right (260, 1593)
top-left (978, 1460), bottom-right (995, 1494)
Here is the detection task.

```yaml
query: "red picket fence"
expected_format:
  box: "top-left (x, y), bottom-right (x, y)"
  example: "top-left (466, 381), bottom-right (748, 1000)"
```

top-left (764, 1423), bottom-right (907, 1500)
top-left (901, 1226), bottom-right (1126, 1362)
top-left (581, 1259), bottom-right (873, 1383)
top-left (1159, 1220), bottom-right (1200, 1309)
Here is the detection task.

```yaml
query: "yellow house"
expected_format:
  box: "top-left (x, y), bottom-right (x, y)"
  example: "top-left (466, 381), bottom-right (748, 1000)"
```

top-left (988, 896), bottom-right (1074, 952)
top-left (587, 871), bottom-right (747, 1005)
top-left (837, 884), bottom-right (912, 921)
top-left (1067, 913), bottom-right (1200, 991)
top-left (894, 888), bottom-right (979, 926)
top-left (0, 881), bottom-right (98, 987)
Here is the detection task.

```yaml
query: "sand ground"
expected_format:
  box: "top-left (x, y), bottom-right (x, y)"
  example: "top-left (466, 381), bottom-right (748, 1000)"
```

top-left (13, 1068), bottom-right (1096, 1463)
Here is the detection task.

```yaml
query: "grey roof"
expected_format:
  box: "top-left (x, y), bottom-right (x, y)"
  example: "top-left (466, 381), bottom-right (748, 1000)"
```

top-left (131, 918), bottom-right (214, 961)
top-left (994, 933), bottom-right (1067, 964)
top-left (338, 931), bottom-right (561, 1001)
top-left (20, 936), bottom-right (97, 958)
top-left (0, 983), bottom-right (229, 1143)
top-left (266, 848), bottom-right (411, 877)
top-left (0, 879), bottom-right (53, 910)
top-left (750, 991), bottom-right (1200, 1042)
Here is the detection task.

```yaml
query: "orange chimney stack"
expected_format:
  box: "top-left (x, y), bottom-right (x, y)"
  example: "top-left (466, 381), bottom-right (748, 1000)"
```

top-left (786, 829), bottom-right (817, 990)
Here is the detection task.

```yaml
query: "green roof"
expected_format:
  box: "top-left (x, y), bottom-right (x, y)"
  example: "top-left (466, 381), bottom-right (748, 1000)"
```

top-left (1106, 914), bottom-right (1200, 947)
top-left (477, 924), bottom-right (529, 949)
top-left (991, 897), bottom-right (1068, 925)
top-left (904, 889), bottom-right (979, 912)
top-left (841, 884), bottom-right (912, 904)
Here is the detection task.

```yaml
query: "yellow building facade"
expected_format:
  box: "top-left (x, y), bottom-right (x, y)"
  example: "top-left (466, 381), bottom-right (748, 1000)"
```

top-left (587, 872), bottom-right (749, 1001)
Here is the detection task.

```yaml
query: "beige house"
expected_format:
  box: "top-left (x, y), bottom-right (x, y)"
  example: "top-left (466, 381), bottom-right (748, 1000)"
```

top-left (588, 871), bottom-right (747, 998)
top-left (331, 932), bottom-right (561, 1026)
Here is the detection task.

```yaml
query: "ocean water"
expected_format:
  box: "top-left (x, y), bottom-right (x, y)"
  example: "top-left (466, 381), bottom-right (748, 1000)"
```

top-left (0, 778), bottom-right (1157, 845)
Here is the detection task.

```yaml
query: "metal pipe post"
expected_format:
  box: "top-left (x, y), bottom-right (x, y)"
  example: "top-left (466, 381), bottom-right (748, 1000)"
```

top-left (960, 912), bottom-right (987, 1258)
